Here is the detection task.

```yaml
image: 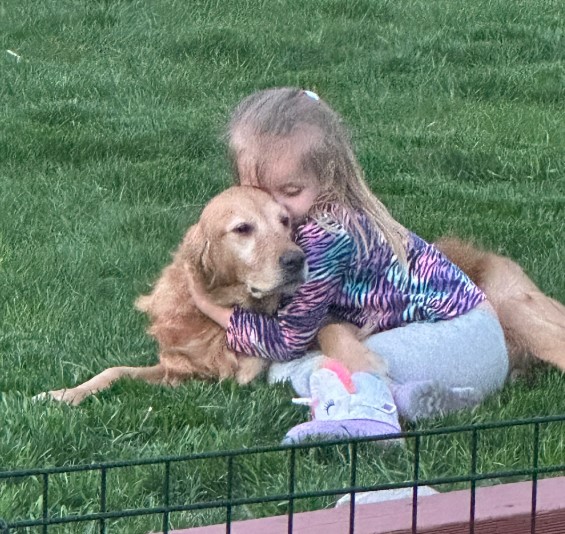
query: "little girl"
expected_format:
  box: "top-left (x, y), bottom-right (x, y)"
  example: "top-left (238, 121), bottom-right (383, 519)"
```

top-left (189, 87), bottom-right (508, 442)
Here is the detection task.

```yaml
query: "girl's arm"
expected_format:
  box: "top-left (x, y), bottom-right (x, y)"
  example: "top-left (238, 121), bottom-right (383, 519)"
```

top-left (188, 275), bottom-right (233, 329)
top-left (226, 218), bottom-right (354, 362)
top-left (189, 217), bottom-right (354, 362)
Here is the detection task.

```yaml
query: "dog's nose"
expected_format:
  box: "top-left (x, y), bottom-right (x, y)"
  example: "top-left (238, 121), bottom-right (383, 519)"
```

top-left (280, 250), bottom-right (306, 274)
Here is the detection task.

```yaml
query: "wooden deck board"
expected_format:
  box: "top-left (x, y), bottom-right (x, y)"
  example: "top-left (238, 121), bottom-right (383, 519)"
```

top-left (166, 476), bottom-right (565, 534)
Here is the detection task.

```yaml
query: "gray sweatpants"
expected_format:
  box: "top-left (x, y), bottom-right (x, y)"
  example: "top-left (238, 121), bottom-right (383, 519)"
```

top-left (365, 303), bottom-right (509, 394)
top-left (268, 303), bottom-right (509, 419)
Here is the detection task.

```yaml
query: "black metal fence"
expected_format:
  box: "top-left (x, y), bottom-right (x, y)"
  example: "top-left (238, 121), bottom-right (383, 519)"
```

top-left (2, 414), bottom-right (565, 533)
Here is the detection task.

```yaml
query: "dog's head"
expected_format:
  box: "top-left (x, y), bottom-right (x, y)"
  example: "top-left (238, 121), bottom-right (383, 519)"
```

top-left (181, 186), bottom-right (307, 302)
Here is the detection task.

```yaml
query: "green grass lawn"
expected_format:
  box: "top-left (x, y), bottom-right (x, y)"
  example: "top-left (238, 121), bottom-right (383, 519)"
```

top-left (1, 0), bottom-right (564, 531)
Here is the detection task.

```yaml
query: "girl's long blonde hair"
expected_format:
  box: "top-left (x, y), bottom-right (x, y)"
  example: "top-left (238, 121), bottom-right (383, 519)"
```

top-left (227, 87), bottom-right (408, 264)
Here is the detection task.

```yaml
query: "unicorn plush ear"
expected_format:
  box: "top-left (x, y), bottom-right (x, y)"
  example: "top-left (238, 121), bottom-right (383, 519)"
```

top-left (291, 359), bottom-right (356, 408)
top-left (320, 359), bottom-right (356, 393)
top-left (310, 368), bottom-right (346, 401)
top-left (309, 367), bottom-right (356, 422)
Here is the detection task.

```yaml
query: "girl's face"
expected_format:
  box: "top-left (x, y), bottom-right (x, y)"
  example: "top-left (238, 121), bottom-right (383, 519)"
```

top-left (262, 154), bottom-right (320, 227)
top-left (237, 131), bottom-right (321, 226)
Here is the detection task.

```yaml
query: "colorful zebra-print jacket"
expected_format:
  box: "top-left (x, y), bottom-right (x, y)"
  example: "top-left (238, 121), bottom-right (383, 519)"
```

top-left (226, 206), bottom-right (485, 362)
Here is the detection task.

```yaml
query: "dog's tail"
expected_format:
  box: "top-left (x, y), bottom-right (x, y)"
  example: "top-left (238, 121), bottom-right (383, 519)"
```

top-left (496, 291), bottom-right (565, 371)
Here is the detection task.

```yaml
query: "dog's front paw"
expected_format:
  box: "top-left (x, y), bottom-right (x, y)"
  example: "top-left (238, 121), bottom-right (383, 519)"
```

top-left (32, 388), bottom-right (88, 406)
top-left (337, 348), bottom-right (389, 378)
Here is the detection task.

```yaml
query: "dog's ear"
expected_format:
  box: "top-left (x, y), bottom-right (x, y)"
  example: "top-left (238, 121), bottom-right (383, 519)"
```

top-left (180, 224), bottom-right (214, 282)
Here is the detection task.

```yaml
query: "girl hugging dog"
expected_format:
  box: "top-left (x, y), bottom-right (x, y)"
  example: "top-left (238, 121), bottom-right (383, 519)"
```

top-left (188, 87), bottom-right (510, 442)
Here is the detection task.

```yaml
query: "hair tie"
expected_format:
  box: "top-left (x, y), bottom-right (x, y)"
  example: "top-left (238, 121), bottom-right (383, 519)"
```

top-left (302, 90), bottom-right (320, 101)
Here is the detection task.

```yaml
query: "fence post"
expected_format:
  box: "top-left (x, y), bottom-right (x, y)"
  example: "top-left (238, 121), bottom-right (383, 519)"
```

top-left (531, 422), bottom-right (540, 534)
top-left (42, 473), bottom-right (49, 534)
top-left (412, 434), bottom-right (421, 534)
top-left (349, 441), bottom-right (358, 534)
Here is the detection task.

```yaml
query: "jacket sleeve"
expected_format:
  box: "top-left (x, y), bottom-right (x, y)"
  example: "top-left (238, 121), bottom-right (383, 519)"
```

top-left (226, 217), bottom-right (354, 362)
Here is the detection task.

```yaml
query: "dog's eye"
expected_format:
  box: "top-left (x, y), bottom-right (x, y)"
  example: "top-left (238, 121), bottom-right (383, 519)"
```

top-left (280, 215), bottom-right (290, 228)
top-left (233, 223), bottom-right (253, 235)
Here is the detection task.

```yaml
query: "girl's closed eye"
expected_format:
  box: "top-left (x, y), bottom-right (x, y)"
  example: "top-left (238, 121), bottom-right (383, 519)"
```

top-left (282, 186), bottom-right (303, 197)
top-left (324, 399), bottom-right (335, 414)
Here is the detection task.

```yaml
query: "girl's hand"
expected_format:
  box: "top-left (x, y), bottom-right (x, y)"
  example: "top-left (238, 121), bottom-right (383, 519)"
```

top-left (185, 266), bottom-right (234, 329)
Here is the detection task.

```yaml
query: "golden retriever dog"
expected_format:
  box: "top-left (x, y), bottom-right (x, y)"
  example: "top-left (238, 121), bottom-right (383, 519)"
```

top-left (436, 237), bottom-right (565, 376)
top-left (37, 186), bottom-right (310, 405)
top-left (36, 186), bottom-right (563, 406)
top-left (37, 185), bottom-right (383, 405)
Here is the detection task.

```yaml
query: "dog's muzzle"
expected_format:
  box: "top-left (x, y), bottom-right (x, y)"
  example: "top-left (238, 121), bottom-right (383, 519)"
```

top-left (279, 250), bottom-right (306, 276)
top-left (248, 250), bottom-right (308, 299)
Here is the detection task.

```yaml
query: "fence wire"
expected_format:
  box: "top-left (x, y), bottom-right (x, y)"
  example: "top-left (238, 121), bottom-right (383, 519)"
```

top-left (2, 414), bottom-right (564, 533)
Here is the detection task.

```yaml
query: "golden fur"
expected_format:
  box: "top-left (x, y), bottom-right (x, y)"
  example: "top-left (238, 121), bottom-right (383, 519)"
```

top-left (38, 186), bottom-right (309, 405)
